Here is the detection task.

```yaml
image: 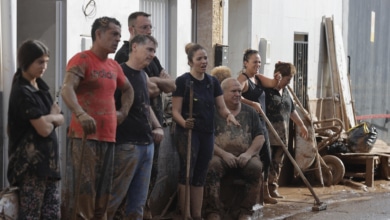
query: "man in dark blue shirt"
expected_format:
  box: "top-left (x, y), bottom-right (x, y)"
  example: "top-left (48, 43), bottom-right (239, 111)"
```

top-left (109, 35), bottom-right (164, 219)
top-left (114, 12), bottom-right (175, 219)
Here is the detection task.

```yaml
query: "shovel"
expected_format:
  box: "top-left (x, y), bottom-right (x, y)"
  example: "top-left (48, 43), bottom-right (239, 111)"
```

top-left (184, 81), bottom-right (194, 219)
top-left (257, 107), bottom-right (327, 211)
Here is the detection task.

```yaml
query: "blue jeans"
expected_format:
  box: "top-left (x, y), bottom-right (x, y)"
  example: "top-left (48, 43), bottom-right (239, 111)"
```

top-left (108, 143), bottom-right (154, 219)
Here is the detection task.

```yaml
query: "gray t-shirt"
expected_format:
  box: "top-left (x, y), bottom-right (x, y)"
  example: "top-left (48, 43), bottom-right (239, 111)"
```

top-left (214, 103), bottom-right (263, 156)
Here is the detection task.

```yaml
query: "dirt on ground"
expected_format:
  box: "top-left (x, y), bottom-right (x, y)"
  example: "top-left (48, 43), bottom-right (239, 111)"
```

top-left (261, 179), bottom-right (390, 220)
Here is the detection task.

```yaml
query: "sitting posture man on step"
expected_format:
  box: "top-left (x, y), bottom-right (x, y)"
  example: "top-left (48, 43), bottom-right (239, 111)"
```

top-left (203, 78), bottom-right (265, 220)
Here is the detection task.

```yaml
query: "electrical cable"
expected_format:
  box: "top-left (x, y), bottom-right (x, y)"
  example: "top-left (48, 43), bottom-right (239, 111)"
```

top-left (82, 0), bottom-right (97, 18)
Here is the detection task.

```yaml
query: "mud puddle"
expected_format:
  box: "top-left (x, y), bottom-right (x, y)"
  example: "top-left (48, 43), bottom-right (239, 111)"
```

top-left (260, 179), bottom-right (390, 220)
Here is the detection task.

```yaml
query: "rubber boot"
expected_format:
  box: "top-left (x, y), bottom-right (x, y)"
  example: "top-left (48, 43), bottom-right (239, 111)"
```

top-left (178, 184), bottom-right (192, 220)
top-left (190, 186), bottom-right (204, 220)
top-left (263, 183), bottom-right (278, 204)
top-left (269, 185), bottom-right (284, 198)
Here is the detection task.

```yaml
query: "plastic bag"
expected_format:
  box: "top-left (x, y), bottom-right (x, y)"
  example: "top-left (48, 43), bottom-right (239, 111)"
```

top-left (328, 141), bottom-right (350, 154)
top-left (346, 122), bottom-right (378, 153)
top-left (0, 187), bottom-right (19, 220)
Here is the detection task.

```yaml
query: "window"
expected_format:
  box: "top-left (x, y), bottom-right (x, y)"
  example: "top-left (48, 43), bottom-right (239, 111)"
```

top-left (293, 34), bottom-right (308, 108)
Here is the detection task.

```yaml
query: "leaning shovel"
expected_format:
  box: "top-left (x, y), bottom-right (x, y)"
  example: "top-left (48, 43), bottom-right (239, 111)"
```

top-left (257, 107), bottom-right (327, 211)
top-left (184, 81), bottom-right (194, 219)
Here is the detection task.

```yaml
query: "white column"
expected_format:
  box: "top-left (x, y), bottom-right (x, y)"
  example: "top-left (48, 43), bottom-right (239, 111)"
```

top-left (1, 0), bottom-right (17, 187)
top-left (175, 0), bottom-right (192, 77)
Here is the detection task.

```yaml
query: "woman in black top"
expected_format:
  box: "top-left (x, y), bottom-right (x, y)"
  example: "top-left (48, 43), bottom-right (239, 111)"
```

top-left (172, 43), bottom-right (240, 220)
top-left (7, 40), bottom-right (64, 219)
top-left (236, 49), bottom-right (281, 204)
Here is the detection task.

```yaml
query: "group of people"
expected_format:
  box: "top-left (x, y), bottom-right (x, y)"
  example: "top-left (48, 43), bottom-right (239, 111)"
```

top-left (203, 50), bottom-right (309, 220)
top-left (6, 10), bottom-right (308, 220)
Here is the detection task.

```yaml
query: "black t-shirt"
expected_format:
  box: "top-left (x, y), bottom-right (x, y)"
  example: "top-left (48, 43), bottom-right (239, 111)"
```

top-left (8, 73), bottom-right (60, 181)
top-left (172, 72), bottom-right (222, 133)
top-left (115, 41), bottom-right (164, 124)
top-left (115, 64), bottom-right (153, 144)
top-left (114, 41), bottom-right (130, 64)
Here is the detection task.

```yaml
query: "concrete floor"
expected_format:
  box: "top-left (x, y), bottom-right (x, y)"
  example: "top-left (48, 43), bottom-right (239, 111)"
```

top-left (261, 179), bottom-right (390, 220)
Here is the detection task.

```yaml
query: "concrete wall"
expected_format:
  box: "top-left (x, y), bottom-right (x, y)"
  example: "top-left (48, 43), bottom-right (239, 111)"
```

top-left (17, 0), bottom-right (66, 108)
top-left (0, 0), bottom-right (192, 187)
top-left (228, 0), bottom-right (252, 75)
top-left (67, 0), bottom-right (193, 78)
top-left (6, 0), bottom-right (388, 190)
top-left (347, 0), bottom-right (390, 143)
top-left (66, 1), bottom-right (136, 60)
top-left (17, 0), bottom-right (67, 183)
top-left (227, 0), bottom-right (343, 100)
top-left (196, 0), bottom-right (214, 73)
top-left (66, 0), bottom-right (191, 78)
top-left (193, 0), bottom-right (226, 73)
top-left (0, 0), bottom-right (66, 188)
top-left (169, 0), bottom-right (192, 77)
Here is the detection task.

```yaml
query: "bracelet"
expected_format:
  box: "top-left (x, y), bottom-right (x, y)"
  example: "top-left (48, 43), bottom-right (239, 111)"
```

top-left (154, 126), bottom-right (162, 129)
top-left (75, 111), bottom-right (86, 118)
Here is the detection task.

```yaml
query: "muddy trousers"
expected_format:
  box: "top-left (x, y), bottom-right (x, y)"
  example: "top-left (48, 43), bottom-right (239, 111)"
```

top-left (268, 145), bottom-right (285, 189)
top-left (259, 126), bottom-right (271, 180)
top-left (18, 173), bottom-right (60, 219)
top-left (204, 155), bottom-right (263, 216)
top-left (62, 139), bottom-right (115, 220)
top-left (107, 143), bottom-right (154, 220)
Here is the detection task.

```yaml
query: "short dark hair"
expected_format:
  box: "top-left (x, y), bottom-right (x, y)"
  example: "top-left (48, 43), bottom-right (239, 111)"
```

top-left (274, 61), bottom-right (296, 77)
top-left (128, 11), bottom-right (151, 27)
top-left (18, 40), bottom-right (49, 71)
top-left (129, 35), bottom-right (158, 53)
top-left (243, 49), bottom-right (259, 62)
top-left (91, 16), bottom-right (121, 42)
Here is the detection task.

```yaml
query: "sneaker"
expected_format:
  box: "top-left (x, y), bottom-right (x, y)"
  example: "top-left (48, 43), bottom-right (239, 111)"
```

top-left (206, 212), bottom-right (221, 220)
top-left (238, 214), bottom-right (252, 220)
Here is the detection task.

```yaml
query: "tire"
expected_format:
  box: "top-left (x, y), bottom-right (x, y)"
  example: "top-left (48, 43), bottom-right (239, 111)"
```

top-left (315, 155), bottom-right (345, 185)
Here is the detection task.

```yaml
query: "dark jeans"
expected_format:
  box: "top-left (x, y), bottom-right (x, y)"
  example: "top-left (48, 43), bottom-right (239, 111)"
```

top-left (175, 128), bottom-right (214, 186)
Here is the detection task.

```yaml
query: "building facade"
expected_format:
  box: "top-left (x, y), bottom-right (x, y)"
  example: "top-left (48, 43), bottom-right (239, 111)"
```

top-left (1, 0), bottom-right (389, 191)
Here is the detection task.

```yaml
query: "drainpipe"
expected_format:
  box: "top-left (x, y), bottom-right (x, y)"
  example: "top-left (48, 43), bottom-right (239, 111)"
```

top-left (1, 0), bottom-right (17, 187)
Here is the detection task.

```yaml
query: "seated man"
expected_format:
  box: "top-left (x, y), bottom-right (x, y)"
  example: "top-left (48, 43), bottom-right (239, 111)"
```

top-left (203, 78), bottom-right (265, 220)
